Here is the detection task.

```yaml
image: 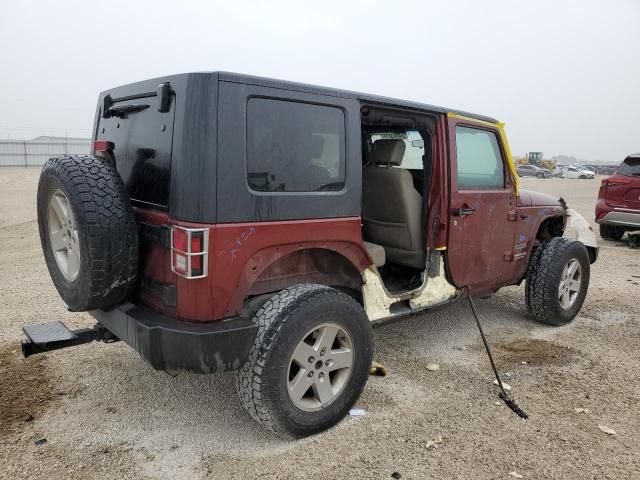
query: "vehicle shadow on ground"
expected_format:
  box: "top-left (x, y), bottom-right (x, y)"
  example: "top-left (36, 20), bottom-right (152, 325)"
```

top-left (39, 290), bottom-right (548, 457)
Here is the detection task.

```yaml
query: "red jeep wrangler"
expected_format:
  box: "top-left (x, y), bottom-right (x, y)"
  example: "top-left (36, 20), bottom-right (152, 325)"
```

top-left (24, 73), bottom-right (598, 438)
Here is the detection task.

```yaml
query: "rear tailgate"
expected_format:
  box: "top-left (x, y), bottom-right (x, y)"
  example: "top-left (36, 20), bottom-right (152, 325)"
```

top-left (605, 157), bottom-right (640, 211)
top-left (93, 82), bottom-right (177, 310)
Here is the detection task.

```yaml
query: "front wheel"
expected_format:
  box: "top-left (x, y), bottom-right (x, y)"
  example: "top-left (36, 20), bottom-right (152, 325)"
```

top-left (236, 284), bottom-right (373, 438)
top-left (526, 237), bottom-right (590, 325)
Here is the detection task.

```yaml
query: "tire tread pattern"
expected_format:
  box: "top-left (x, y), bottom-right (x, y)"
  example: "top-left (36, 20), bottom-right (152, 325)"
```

top-left (37, 155), bottom-right (139, 311)
top-left (236, 284), bottom-right (371, 437)
top-left (526, 237), bottom-right (588, 326)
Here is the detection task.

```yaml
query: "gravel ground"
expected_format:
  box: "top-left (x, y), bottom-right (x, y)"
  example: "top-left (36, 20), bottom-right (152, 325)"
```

top-left (0, 169), bottom-right (639, 480)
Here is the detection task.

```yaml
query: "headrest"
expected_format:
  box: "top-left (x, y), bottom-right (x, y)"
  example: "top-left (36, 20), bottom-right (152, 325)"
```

top-left (369, 139), bottom-right (406, 166)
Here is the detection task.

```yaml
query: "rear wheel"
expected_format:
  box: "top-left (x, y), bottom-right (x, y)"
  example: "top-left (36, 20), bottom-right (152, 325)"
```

top-left (526, 237), bottom-right (590, 325)
top-left (599, 224), bottom-right (625, 241)
top-left (236, 284), bottom-right (373, 438)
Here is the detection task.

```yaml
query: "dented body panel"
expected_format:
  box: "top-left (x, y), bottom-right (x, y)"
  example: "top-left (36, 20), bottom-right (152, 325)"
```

top-left (564, 209), bottom-right (599, 257)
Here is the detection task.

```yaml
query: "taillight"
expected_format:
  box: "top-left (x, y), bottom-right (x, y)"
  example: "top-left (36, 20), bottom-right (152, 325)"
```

top-left (171, 226), bottom-right (209, 279)
top-left (93, 140), bottom-right (114, 154)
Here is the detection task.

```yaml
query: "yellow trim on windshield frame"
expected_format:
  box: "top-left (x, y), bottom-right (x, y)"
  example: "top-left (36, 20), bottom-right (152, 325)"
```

top-left (447, 112), bottom-right (519, 195)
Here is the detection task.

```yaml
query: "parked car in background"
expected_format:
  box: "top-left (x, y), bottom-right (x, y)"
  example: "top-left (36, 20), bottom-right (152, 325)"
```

top-left (597, 165), bottom-right (617, 175)
top-left (596, 153), bottom-right (640, 240)
top-left (560, 166), bottom-right (595, 179)
top-left (516, 164), bottom-right (553, 178)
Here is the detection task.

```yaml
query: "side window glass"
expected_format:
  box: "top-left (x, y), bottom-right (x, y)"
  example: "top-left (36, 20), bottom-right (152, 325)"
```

top-left (455, 126), bottom-right (505, 189)
top-left (247, 98), bottom-right (345, 192)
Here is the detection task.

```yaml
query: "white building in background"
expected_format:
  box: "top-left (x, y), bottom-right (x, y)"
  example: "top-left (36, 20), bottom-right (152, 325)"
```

top-left (0, 136), bottom-right (90, 166)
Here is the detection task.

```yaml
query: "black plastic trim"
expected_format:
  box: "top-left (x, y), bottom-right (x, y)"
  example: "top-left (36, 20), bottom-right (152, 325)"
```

top-left (90, 303), bottom-right (257, 373)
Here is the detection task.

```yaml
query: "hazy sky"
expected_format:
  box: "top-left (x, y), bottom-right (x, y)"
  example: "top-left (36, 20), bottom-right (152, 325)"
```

top-left (1, 0), bottom-right (638, 162)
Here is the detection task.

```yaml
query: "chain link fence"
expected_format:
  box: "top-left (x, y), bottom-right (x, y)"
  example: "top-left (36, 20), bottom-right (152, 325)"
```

top-left (0, 139), bottom-right (90, 167)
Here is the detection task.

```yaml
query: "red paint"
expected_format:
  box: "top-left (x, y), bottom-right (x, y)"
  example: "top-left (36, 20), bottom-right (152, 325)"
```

top-left (598, 172), bottom-right (640, 211)
top-left (133, 208), bottom-right (178, 315)
top-left (135, 211), bottom-right (371, 322)
top-left (425, 116), bottom-right (450, 249)
top-left (445, 117), bottom-right (518, 294)
top-left (517, 190), bottom-right (562, 207)
top-left (206, 217), bottom-right (369, 320)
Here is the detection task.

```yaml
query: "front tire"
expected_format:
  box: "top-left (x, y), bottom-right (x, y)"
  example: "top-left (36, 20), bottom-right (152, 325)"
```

top-left (526, 237), bottom-right (590, 325)
top-left (236, 284), bottom-right (373, 438)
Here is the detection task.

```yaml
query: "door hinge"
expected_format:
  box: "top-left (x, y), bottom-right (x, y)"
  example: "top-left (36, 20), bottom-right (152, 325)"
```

top-left (507, 210), bottom-right (518, 221)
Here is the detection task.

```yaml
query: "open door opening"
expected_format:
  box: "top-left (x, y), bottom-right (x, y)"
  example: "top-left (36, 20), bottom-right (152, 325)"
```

top-left (360, 106), bottom-right (435, 294)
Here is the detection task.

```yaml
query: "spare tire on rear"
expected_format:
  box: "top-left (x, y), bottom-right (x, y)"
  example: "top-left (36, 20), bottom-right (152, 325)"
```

top-left (37, 155), bottom-right (139, 311)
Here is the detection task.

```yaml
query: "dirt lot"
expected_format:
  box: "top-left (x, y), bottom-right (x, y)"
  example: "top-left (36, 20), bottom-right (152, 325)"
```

top-left (1, 168), bottom-right (639, 479)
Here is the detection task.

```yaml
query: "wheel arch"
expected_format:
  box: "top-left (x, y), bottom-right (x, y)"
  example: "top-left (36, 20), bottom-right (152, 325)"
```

top-left (534, 209), bottom-right (598, 263)
top-left (247, 247), bottom-right (365, 297)
top-left (228, 244), bottom-right (369, 318)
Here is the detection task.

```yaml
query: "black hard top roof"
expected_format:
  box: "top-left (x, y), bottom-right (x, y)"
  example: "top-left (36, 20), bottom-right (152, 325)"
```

top-left (217, 72), bottom-right (498, 123)
top-left (105, 72), bottom-right (499, 124)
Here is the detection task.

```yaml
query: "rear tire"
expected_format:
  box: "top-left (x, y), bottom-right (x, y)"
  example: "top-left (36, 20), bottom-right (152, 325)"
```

top-left (526, 237), bottom-right (590, 325)
top-left (599, 224), bottom-right (624, 241)
top-left (236, 284), bottom-right (373, 438)
top-left (37, 155), bottom-right (139, 311)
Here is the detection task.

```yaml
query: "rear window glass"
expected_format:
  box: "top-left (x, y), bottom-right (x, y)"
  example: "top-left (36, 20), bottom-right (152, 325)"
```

top-left (98, 97), bottom-right (174, 209)
top-left (246, 99), bottom-right (346, 192)
top-left (617, 157), bottom-right (640, 176)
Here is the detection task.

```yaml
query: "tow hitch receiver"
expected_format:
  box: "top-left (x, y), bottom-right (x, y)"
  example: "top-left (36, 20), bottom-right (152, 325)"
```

top-left (21, 321), bottom-right (118, 358)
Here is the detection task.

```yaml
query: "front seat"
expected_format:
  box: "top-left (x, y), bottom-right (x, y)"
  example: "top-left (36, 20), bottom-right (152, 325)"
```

top-left (362, 139), bottom-right (426, 270)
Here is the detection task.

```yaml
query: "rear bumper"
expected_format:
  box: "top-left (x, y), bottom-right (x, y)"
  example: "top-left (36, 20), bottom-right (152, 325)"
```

top-left (90, 303), bottom-right (257, 373)
top-left (596, 210), bottom-right (640, 228)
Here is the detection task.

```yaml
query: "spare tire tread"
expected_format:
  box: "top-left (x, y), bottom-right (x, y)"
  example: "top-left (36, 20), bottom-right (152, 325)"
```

top-left (37, 155), bottom-right (139, 311)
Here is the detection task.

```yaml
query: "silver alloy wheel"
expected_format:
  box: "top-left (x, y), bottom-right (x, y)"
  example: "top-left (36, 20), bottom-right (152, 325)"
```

top-left (48, 190), bottom-right (80, 282)
top-left (287, 323), bottom-right (354, 412)
top-left (558, 258), bottom-right (582, 310)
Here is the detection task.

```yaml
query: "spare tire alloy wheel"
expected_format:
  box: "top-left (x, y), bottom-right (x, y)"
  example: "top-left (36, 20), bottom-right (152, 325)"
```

top-left (558, 259), bottom-right (582, 310)
top-left (47, 190), bottom-right (80, 282)
top-left (37, 155), bottom-right (139, 312)
top-left (288, 323), bottom-right (353, 412)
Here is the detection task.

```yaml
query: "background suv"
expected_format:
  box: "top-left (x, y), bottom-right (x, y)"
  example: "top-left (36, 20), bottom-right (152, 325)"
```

top-left (596, 153), bottom-right (640, 240)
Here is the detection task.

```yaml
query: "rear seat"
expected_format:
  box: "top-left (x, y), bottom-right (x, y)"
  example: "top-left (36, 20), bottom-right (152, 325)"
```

top-left (363, 241), bottom-right (386, 268)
